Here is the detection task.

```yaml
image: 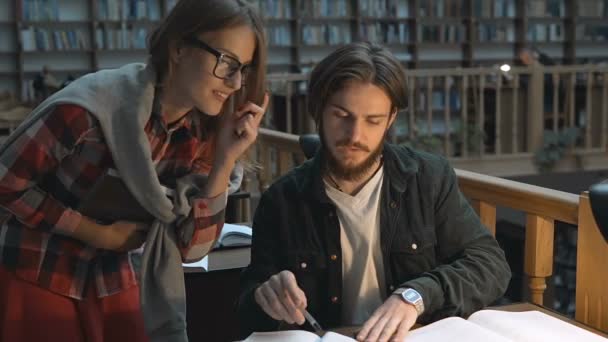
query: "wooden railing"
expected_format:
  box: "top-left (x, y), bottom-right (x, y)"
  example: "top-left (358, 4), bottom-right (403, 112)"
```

top-left (265, 64), bottom-right (608, 170)
top-left (253, 129), bottom-right (607, 332)
top-left (457, 169), bottom-right (579, 305)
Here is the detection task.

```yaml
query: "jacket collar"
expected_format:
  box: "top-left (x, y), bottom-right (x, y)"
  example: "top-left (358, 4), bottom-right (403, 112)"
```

top-left (295, 143), bottom-right (419, 201)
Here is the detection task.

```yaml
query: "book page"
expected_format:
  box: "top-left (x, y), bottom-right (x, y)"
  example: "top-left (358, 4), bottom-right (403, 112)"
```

top-left (182, 255), bottom-right (208, 272)
top-left (468, 310), bottom-right (608, 342)
top-left (243, 330), bottom-right (320, 342)
top-left (320, 331), bottom-right (357, 341)
top-left (217, 223), bottom-right (252, 247)
top-left (405, 317), bottom-right (513, 342)
top-left (243, 330), bottom-right (356, 342)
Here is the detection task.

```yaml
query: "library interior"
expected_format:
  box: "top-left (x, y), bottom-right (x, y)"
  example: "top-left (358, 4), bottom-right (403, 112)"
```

top-left (0, 0), bottom-right (608, 341)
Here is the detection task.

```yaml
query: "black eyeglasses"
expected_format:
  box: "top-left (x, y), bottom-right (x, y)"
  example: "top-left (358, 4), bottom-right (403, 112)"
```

top-left (185, 37), bottom-right (251, 86)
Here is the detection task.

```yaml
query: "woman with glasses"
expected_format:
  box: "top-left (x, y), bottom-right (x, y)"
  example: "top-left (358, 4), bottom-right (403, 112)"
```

top-left (0, 0), bottom-right (267, 341)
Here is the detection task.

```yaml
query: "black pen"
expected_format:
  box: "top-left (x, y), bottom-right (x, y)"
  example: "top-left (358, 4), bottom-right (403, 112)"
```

top-left (302, 309), bottom-right (324, 335)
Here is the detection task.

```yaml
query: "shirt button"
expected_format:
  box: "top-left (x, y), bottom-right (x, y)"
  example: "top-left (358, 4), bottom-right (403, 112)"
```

top-left (300, 262), bottom-right (307, 269)
top-left (330, 254), bottom-right (338, 261)
top-left (331, 296), bottom-right (339, 303)
top-left (411, 243), bottom-right (418, 250)
top-left (390, 201), bottom-right (397, 209)
top-left (328, 212), bottom-right (334, 218)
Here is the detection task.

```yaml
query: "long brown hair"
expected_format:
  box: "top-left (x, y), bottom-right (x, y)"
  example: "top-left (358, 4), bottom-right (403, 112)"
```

top-left (148, 0), bottom-right (267, 107)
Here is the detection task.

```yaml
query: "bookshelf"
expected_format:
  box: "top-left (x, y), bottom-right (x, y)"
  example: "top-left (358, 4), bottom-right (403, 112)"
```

top-left (0, 0), bottom-right (171, 102)
top-left (1, 0), bottom-right (607, 101)
top-left (258, 0), bottom-right (608, 70)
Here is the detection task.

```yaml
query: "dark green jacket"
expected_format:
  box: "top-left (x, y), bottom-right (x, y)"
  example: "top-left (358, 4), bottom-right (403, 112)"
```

top-left (237, 143), bottom-right (511, 334)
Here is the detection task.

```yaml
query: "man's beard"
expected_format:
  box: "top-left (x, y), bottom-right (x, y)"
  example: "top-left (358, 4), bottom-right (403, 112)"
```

top-left (320, 130), bottom-right (385, 182)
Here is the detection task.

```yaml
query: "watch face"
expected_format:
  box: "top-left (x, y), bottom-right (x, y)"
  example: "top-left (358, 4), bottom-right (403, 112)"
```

top-left (405, 291), bottom-right (419, 301)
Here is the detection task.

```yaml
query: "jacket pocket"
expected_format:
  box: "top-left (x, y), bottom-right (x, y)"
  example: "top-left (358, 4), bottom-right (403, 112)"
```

top-left (389, 226), bottom-right (437, 284)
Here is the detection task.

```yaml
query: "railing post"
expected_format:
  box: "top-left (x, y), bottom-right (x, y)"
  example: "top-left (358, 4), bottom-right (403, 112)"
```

top-left (471, 200), bottom-right (496, 236)
top-left (524, 214), bottom-right (555, 306)
top-left (527, 63), bottom-right (545, 153)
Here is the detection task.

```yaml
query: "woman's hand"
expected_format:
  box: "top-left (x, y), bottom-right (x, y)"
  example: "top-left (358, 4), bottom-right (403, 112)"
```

top-left (215, 92), bottom-right (269, 166)
top-left (73, 217), bottom-right (148, 252)
top-left (97, 220), bottom-right (149, 252)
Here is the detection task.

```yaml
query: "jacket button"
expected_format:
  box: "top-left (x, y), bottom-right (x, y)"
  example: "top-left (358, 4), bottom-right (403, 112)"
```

top-left (389, 285), bottom-right (395, 291)
top-left (411, 243), bottom-right (418, 250)
top-left (390, 201), bottom-right (397, 209)
top-left (300, 262), bottom-right (307, 269)
top-left (331, 296), bottom-right (339, 303)
top-left (330, 254), bottom-right (338, 261)
top-left (328, 212), bottom-right (334, 218)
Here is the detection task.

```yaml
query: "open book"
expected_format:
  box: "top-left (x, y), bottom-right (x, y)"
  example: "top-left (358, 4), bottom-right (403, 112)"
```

top-left (214, 223), bottom-right (252, 248)
top-left (243, 309), bottom-right (607, 342)
top-left (244, 331), bottom-right (354, 342)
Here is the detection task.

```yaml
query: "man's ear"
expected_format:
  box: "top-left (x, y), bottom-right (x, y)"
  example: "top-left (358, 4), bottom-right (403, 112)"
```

top-left (387, 109), bottom-right (398, 128)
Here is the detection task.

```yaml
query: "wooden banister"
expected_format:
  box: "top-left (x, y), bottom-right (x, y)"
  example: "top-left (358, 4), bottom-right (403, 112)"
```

top-left (456, 169), bottom-right (579, 225)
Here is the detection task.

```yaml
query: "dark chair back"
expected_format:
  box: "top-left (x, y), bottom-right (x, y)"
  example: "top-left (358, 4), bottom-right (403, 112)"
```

top-left (298, 134), bottom-right (320, 159)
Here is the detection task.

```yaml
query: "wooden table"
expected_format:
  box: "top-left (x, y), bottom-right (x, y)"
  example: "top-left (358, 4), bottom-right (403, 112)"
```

top-left (185, 247), bottom-right (608, 341)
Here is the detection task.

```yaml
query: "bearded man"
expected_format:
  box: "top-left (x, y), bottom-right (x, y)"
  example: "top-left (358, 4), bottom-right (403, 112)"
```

top-left (237, 42), bottom-right (511, 342)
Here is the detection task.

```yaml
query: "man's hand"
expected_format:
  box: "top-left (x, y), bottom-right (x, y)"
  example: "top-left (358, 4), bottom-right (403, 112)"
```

top-left (254, 270), bottom-right (308, 325)
top-left (357, 295), bottom-right (418, 342)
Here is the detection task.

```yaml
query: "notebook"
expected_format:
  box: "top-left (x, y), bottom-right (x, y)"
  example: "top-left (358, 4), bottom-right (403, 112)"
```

top-left (77, 169), bottom-right (156, 224)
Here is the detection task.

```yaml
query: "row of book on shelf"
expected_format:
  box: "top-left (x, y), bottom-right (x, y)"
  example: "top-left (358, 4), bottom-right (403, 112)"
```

top-left (576, 24), bottom-right (608, 42)
top-left (527, 0), bottom-right (565, 17)
top-left (20, 25), bottom-right (150, 51)
top-left (97, 0), bottom-right (161, 21)
top-left (299, 0), bottom-right (352, 18)
top-left (18, 0), bottom-right (608, 22)
top-left (20, 27), bottom-right (89, 51)
top-left (270, 23), bottom-right (464, 46)
top-left (21, 0), bottom-right (163, 21)
top-left (478, 24), bottom-right (515, 43)
top-left (527, 23), bottom-right (564, 42)
top-left (473, 0), bottom-right (515, 18)
top-left (578, 0), bottom-right (608, 17)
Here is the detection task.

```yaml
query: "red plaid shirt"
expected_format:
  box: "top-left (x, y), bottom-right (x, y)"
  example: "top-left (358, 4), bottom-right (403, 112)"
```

top-left (0, 104), bottom-right (226, 299)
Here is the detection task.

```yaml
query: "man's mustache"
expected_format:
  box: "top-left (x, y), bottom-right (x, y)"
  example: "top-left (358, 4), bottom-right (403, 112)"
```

top-left (335, 139), bottom-right (370, 152)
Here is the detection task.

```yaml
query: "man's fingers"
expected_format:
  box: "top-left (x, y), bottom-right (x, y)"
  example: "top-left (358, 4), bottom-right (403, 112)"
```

top-left (378, 316), bottom-right (402, 342)
top-left (357, 310), bottom-right (382, 341)
top-left (366, 315), bottom-right (390, 342)
top-left (390, 320), bottom-right (412, 342)
top-left (280, 271), bottom-right (306, 308)
top-left (254, 287), bottom-right (281, 321)
top-left (260, 285), bottom-right (294, 324)
top-left (279, 289), bottom-right (305, 325)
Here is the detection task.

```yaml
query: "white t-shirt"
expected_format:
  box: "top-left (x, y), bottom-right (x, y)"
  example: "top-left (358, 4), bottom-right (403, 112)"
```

top-left (324, 166), bottom-right (386, 325)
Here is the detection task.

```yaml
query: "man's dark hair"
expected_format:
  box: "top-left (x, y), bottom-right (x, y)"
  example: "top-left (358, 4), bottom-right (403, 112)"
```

top-left (306, 42), bottom-right (408, 125)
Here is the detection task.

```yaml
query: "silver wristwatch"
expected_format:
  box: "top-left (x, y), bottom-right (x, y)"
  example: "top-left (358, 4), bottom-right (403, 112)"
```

top-left (393, 288), bottom-right (425, 316)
